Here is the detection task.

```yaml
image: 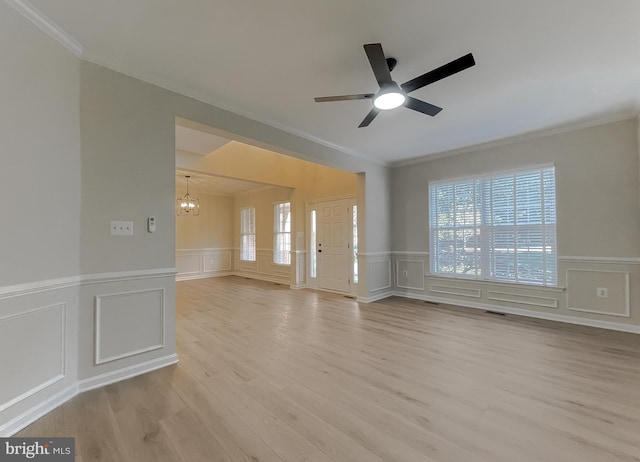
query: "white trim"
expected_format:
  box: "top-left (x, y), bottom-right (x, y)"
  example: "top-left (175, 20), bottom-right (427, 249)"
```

top-left (5, 0), bottom-right (83, 57)
top-left (395, 259), bottom-right (426, 291)
top-left (430, 284), bottom-right (482, 298)
top-left (368, 260), bottom-right (392, 292)
top-left (78, 354), bottom-right (179, 394)
top-left (425, 274), bottom-right (566, 293)
top-left (392, 251), bottom-right (429, 256)
top-left (357, 291), bottom-right (394, 303)
top-left (558, 256), bottom-right (640, 264)
top-left (0, 269), bottom-right (177, 300)
top-left (393, 291), bottom-right (640, 334)
top-left (289, 283), bottom-right (307, 290)
top-left (0, 384), bottom-right (78, 437)
top-left (81, 268), bottom-right (177, 285)
top-left (358, 252), bottom-right (392, 257)
top-left (0, 276), bottom-right (80, 300)
top-left (231, 271), bottom-right (290, 286)
top-left (487, 291), bottom-right (558, 309)
top-left (176, 271), bottom-right (233, 282)
top-left (0, 353), bottom-right (178, 437)
top-left (566, 269), bottom-right (631, 318)
top-left (0, 303), bottom-right (67, 413)
top-left (391, 113), bottom-right (638, 168)
top-left (95, 288), bottom-right (165, 365)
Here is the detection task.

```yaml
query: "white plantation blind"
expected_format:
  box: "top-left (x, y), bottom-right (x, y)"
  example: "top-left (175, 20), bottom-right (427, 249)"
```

top-left (240, 207), bottom-right (256, 261)
top-left (429, 166), bottom-right (557, 286)
top-left (274, 202), bottom-right (291, 265)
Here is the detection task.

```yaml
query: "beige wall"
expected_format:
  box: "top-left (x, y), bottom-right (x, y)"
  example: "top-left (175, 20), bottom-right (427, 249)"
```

top-left (176, 193), bottom-right (233, 250)
top-left (391, 118), bottom-right (640, 328)
top-left (176, 141), bottom-right (358, 287)
top-left (233, 186), bottom-right (292, 250)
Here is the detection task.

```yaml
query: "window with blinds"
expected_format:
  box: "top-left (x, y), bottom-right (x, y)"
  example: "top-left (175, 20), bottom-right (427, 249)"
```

top-left (274, 202), bottom-right (291, 265)
top-left (429, 166), bottom-right (557, 286)
top-left (240, 207), bottom-right (256, 261)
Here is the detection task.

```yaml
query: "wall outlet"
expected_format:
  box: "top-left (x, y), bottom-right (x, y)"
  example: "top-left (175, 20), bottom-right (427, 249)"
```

top-left (596, 287), bottom-right (608, 298)
top-left (110, 220), bottom-right (133, 236)
top-left (402, 270), bottom-right (408, 277)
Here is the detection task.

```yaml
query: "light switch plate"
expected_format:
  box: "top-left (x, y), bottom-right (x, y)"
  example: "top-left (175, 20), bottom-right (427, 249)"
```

top-left (110, 220), bottom-right (133, 236)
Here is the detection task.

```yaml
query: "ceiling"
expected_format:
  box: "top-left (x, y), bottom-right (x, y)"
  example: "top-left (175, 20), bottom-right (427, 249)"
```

top-left (175, 125), bottom-right (231, 156)
top-left (176, 169), bottom-right (271, 196)
top-left (27, 0), bottom-right (640, 165)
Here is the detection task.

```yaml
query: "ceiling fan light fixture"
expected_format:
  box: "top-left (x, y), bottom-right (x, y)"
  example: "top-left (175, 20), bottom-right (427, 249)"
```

top-left (373, 83), bottom-right (406, 110)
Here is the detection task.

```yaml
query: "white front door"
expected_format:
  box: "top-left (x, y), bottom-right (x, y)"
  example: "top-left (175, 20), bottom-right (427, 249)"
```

top-left (316, 198), bottom-right (351, 293)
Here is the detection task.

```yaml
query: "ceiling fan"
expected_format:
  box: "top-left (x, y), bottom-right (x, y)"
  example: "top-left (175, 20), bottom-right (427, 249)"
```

top-left (314, 43), bottom-right (475, 127)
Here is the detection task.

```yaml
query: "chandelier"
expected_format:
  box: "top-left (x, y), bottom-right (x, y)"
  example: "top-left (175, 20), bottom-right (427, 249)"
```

top-left (177, 175), bottom-right (199, 216)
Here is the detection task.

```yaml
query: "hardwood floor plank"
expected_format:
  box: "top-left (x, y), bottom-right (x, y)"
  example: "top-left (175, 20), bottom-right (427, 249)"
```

top-left (15, 276), bottom-right (640, 462)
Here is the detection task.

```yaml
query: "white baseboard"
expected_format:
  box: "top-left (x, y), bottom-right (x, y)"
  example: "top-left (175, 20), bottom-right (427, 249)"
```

top-left (0, 353), bottom-right (179, 437)
top-left (232, 271), bottom-right (290, 286)
top-left (394, 291), bottom-right (640, 334)
top-left (175, 272), bottom-right (232, 282)
top-left (78, 354), bottom-right (179, 393)
top-left (0, 384), bottom-right (78, 437)
top-left (357, 291), bottom-right (394, 303)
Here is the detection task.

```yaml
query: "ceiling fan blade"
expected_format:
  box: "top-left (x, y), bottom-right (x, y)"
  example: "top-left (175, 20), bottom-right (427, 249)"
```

top-left (401, 53), bottom-right (475, 94)
top-left (364, 43), bottom-right (392, 86)
top-left (405, 97), bottom-right (442, 116)
top-left (314, 94), bottom-right (374, 102)
top-left (358, 108), bottom-right (380, 127)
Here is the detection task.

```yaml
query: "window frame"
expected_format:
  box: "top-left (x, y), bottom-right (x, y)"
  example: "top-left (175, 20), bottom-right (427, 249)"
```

top-left (240, 206), bottom-right (256, 262)
top-left (273, 201), bottom-right (291, 266)
top-left (428, 164), bottom-right (557, 287)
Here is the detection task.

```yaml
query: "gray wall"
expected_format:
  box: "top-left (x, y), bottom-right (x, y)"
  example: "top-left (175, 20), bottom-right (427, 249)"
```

top-left (392, 119), bottom-right (640, 256)
top-left (0, 3), bottom-right (80, 433)
top-left (391, 118), bottom-right (640, 328)
top-left (0, 5), bottom-right (81, 286)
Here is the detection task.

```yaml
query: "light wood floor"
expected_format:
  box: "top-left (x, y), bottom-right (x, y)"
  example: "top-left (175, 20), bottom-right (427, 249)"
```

top-left (18, 276), bottom-right (640, 461)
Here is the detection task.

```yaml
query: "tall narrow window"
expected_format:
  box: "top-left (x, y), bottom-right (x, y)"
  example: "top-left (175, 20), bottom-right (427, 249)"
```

top-left (240, 207), bottom-right (256, 261)
top-left (429, 166), bottom-right (557, 286)
top-left (352, 205), bottom-right (358, 283)
top-left (310, 210), bottom-right (317, 278)
top-left (274, 202), bottom-right (291, 265)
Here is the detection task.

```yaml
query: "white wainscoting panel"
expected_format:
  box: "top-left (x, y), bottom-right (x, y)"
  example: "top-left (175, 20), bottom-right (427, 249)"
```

top-left (396, 259), bottom-right (426, 290)
top-left (566, 269), bottom-right (630, 317)
top-left (487, 291), bottom-right (558, 309)
top-left (368, 259), bottom-right (392, 292)
top-left (95, 289), bottom-right (164, 365)
top-left (175, 253), bottom-right (201, 275)
top-left (0, 304), bottom-right (65, 413)
top-left (176, 248), bottom-right (233, 280)
top-left (429, 284), bottom-right (482, 298)
top-left (204, 251), bottom-right (232, 272)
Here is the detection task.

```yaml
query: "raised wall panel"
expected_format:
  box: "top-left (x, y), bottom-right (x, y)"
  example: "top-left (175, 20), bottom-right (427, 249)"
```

top-left (204, 252), bottom-right (232, 272)
top-left (0, 304), bottom-right (65, 412)
top-left (95, 289), bottom-right (164, 365)
top-left (396, 259), bottom-right (425, 290)
top-left (175, 254), bottom-right (201, 275)
top-left (429, 284), bottom-right (481, 298)
top-left (566, 269), bottom-right (630, 317)
top-left (368, 259), bottom-right (391, 292)
top-left (487, 291), bottom-right (558, 308)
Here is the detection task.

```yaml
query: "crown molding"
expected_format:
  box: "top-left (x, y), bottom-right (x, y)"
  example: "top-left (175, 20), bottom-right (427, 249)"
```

top-left (5, 0), bottom-right (83, 57)
top-left (81, 53), bottom-right (385, 168)
top-left (391, 112), bottom-right (639, 168)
